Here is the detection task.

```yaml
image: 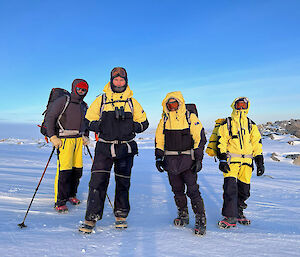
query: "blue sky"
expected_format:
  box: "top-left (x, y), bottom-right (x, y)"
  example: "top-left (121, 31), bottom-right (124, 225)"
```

top-left (0, 0), bottom-right (299, 129)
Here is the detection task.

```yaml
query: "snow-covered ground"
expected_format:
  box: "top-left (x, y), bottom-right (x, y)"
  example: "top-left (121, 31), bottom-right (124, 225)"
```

top-left (0, 128), bottom-right (300, 257)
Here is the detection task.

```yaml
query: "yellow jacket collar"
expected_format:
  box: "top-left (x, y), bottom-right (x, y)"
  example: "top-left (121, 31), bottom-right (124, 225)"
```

top-left (103, 82), bottom-right (133, 100)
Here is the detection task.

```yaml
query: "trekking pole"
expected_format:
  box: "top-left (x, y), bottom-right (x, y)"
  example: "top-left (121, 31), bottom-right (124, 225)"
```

top-left (85, 145), bottom-right (114, 209)
top-left (18, 147), bottom-right (56, 228)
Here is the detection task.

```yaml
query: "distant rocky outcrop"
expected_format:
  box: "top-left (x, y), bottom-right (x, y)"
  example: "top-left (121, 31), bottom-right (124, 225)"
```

top-left (270, 153), bottom-right (280, 162)
top-left (258, 119), bottom-right (300, 166)
top-left (293, 156), bottom-right (300, 166)
top-left (258, 119), bottom-right (300, 139)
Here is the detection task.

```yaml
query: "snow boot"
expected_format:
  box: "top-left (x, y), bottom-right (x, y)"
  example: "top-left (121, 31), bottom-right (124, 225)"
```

top-left (69, 197), bottom-right (81, 205)
top-left (237, 211), bottom-right (251, 225)
top-left (174, 207), bottom-right (189, 226)
top-left (78, 220), bottom-right (96, 234)
top-left (194, 213), bottom-right (206, 236)
top-left (237, 207), bottom-right (251, 225)
top-left (115, 217), bottom-right (127, 229)
top-left (218, 217), bottom-right (237, 229)
top-left (54, 204), bottom-right (68, 213)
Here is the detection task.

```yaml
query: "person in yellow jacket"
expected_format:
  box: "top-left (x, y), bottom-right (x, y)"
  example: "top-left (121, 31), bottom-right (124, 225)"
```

top-left (79, 67), bottom-right (149, 233)
top-left (217, 96), bottom-right (265, 229)
top-left (155, 91), bottom-right (207, 236)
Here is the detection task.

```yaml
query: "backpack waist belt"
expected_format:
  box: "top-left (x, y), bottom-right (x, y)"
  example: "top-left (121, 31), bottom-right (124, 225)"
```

top-left (227, 153), bottom-right (253, 158)
top-left (98, 138), bottom-right (134, 144)
top-left (227, 152), bottom-right (253, 162)
top-left (59, 130), bottom-right (81, 137)
top-left (98, 138), bottom-right (134, 158)
top-left (164, 149), bottom-right (195, 160)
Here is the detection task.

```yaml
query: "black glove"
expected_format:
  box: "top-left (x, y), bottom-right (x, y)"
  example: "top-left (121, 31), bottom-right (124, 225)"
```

top-left (133, 122), bottom-right (142, 133)
top-left (88, 120), bottom-right (102, 133)
top-left (191, 159), bottom-right (202, 173)
top-left (155, 158), bottom-right (164, 173)
top-left (219, 160), bottom-right (230, 173)
top-left (254, 155), bottom-right (265, 176)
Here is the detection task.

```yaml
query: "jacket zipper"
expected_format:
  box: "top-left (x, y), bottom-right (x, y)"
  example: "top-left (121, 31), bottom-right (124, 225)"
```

top-left (238, 112), bottom-right (243, 150)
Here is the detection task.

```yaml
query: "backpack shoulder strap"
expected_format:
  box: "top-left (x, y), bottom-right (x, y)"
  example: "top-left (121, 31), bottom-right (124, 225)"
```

top-left (99, 93), bottom-right (106, 119)
top-left (163, 113), bottom-right (168, 132)
top-left (127, 98), bottom-right (134, 113)
top-left (185, 110), bottom-right (191, 128)
top-left (226, 117), bottom-right (232, 137)
top-left (57, 95), bottom-right (70, 131)
top-left (247, 117), bottom-right (255, 133)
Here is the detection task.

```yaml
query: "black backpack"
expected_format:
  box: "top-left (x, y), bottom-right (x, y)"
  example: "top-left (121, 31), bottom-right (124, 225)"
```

top-left (39, 88), bottom-right (71, 137)
top-left (185, 103), bottom-right (198, 117)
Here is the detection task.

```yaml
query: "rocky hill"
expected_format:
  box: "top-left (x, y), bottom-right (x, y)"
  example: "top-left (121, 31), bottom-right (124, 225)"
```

top-left (258, 119), bottom-right (300, 165)
top-left (258, 119), bottom-right (300, 138)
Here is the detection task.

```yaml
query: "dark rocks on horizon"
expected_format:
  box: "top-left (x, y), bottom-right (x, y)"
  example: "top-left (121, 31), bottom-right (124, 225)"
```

top-left (259, 119), bottom-right (300, 166)
top-left (258, 119), bottom-right (300, 139)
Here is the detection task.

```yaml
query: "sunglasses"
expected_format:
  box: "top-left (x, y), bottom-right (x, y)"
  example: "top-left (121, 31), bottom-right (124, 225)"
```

top-left (76, 87), bottom-right (87, 95)
top-left (76, 87), bottom-right (87, 92)
top-left (166, 99), bottom-right (179, 111)
top-left (235, 101), bottom-right (248, 110)
top-left (111, 67), bottom-right (127, 78)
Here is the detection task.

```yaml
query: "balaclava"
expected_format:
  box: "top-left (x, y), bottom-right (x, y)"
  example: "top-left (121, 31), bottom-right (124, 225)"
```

top-left (72, 79), bottom-right (89, 98)
top-left (110, 67), bottom-right (128, 93)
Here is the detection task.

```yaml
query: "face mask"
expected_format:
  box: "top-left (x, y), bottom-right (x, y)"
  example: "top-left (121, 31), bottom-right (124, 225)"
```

top-left (235, 100), bottom-right (248, 110)
top-left (166, 98), bottom-right (179, 111)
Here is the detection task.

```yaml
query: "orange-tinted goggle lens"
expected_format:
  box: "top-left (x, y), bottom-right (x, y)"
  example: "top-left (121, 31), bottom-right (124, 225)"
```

top-left (167, 100), bottom-right (179, 111)
top-left (112, 68), bottom-right (127, 78)
top-left (235, 101), bottom-right (248, 110)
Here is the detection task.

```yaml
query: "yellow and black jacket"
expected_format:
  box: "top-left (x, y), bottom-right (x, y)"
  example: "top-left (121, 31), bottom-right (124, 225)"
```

top-left (217, 97), bottom-right (263, 165)
top-left (155, 91), bottom-right (206, 174)
top-left (86, 82), bottom-right (148, 158)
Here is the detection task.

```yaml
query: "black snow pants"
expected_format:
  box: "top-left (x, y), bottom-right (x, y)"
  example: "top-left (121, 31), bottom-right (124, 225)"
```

top-left (167, 169), bottom-right (205, 215)
top-left (85, 151), bottom-right (134, 222)
top-left (56, 168), bottom-right (82, 206)
top-left (222, 177), bottom-right (250, 217)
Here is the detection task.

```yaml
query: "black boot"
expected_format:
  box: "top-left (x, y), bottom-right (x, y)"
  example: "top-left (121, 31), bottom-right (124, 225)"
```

top-left (218, 217), bottom-right (237, 229)
top-left (174, 207), bottom-right (189, 226)
top-left (194, 213), bottom-right (206, 236)
top-left (237, 207), bottom-right (251, 225)
top-left (78, 220), bottom-right (96, 234)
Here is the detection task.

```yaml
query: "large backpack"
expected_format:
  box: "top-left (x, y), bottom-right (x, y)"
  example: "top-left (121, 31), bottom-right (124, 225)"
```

top-left (39, 88), bottom-right (71, 137)
top-left (185, 103), bottom-right (198, 117)
top-left (205, 117), bottom-right (254, 157)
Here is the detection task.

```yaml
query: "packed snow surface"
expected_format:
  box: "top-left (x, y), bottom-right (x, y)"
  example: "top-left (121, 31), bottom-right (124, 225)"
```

top-left (0, 129), bottom-right (300, 257)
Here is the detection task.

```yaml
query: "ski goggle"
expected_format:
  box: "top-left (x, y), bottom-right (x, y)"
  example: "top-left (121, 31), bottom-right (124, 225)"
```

top-left (111, 67), bottom-right (127, 79)
top-left (235, 100), bottom-right (248, 110)
top-left (166, 98), bottom-right (179, 111)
